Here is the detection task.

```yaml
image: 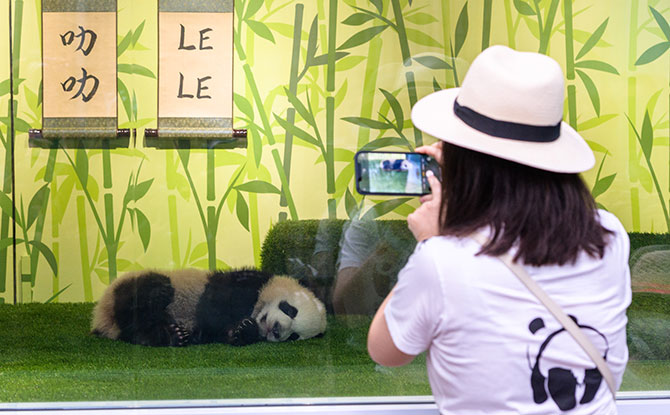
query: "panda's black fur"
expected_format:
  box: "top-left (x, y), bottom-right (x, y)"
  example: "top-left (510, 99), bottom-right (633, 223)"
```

top-left (91, 268), bottom-right (326, 347)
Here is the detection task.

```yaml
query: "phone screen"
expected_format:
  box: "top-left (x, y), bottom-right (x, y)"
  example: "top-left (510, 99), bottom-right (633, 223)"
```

top-left (355, 151), bottom-right (439, 196)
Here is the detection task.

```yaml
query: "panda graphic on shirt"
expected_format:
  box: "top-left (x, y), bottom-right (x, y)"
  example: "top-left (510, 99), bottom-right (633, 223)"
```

top-left (527, 316), bottom-right (609, 411)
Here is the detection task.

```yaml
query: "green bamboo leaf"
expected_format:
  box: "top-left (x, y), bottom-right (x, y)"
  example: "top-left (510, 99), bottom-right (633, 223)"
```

top-left (362, 198), bottom-right (412, 220)
top-left (13, 118), bottom-right (31, 132)
top-left (574, 60), bottom-right (619, 75)
top-left (274, 114), bottom-right (320, 147)
top-left (592, 174), bottom-right (616, 199)
top-left (28, 241), bottom-right (58, 276)
top-left (246, 20), bottom-right (275, 44)
top-left (135, 209), bottom-right (151, 252)
top-left (306, 16), bottom-right (319, 63)
top-left (131, 90), bottom-right (138, 121)
top-left (650, 6), bottom-right (670, 41)
top-left (575, 18), bottom-right (609, 60)
top-left (414, 55), bottom-right (452, 70)
top-left (117, 63), bottom-right (156, 79)
top-left (118, 79), bottom-right (132, 121)
top-left (345, 187), bottom-right (358, 219)
top-left (251, 129), bottom-right (262, 168)
top-left (334, 79), bottom-right (349, 108)
top-left (44, 284), bottom-right (72, 303)
top-left (0, 78), bottom-right (25, 96)
top-left (342, 13), bottom-right (375, 26)
top-left (235, 191), bottom-right (250, 232)
top-left (122, 174), bottom-right (135, 206)
top-left (0, 192), bottom-right (15, 222)
top-left (27, 184), bottom-right (49, 230)
top-left (264, 23), bottom-right (295, 39)
top-left (405, 12), bottom-right (438, 25)
top-left (646, 89), bottom-right (663, 118)
top-left (244, 0), bottom-right (264, 20)
top-left (514, 0), bottom-right (535, 16)
top-left (178, 148), bottom-right (190, 169)
top-left (75, 149), bottom-right (89, 189)
top-left (640, 110), bottom-right (653, 160)
top-left (575, 69), bottom-right (600, 117)
top-left (132, 179), bottom-right (154, 202)
top-left (359, 136), bottom-right (413, 152)
top-left (0, 79), bottom-right (11, 96)
top-left (577, 114), bottom-right (618, 131)
top-left (315, 148), bottom-right (355, 164)
top-left (190, 242), bottom-right (209, 263)
top-left (312, 51), bottom-right (350, 67)
top-left (235, 180), bottom-right (281, 194)
top-left (234, 93), bottom-right (254, 121)
top-left (118, 30), bottom-right (133, 57)
top-left (370, 0), bottom-right (383, 14)
top-left (131, 20), bottom-right (146, 46)
top-left (380, 89), bottom-right (404, 132)
top-left (405, 28), bottom-right (443, 48)
top-left (0, 238), bottom-right (16, 251)
top-left (342, 116), bottom-right (392, 130)
top-left (635, 41), bottom-right (670, 65)
top-left (334, 164), bottom-right (355, 200)
top-left (283, 88), bottom-right (316, 127)
top-left (433, 77), bottom-right (442, 92)
top-left (337, 25), bottom-right (388, 50)
top-left (635, 164), bottom-right (653, 193)
top-left (454, 2), bottom-right (469, 56)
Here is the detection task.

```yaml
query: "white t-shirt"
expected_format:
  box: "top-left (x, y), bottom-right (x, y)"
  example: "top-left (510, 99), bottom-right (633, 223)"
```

top-left (385, 210), bottom-right (630, 415)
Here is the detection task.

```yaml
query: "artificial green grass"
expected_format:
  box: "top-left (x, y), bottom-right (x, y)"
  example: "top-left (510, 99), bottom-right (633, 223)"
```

top-left (0, 303), bottom-right (430, 402)
top-left (0, 300), bottom-right (669, 402)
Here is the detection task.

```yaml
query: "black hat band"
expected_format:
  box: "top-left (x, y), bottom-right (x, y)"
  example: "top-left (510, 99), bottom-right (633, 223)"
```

top-left (453, 100), bottom-right (561, 143)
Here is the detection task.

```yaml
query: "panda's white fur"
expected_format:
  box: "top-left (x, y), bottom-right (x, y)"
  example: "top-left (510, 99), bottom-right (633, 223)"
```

top-left (91, 268), bottom-right (326, 346)
top-left (253, 276), bottom-right (326, 342)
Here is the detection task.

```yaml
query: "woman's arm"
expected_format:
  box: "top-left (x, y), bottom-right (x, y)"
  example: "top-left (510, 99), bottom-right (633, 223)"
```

top-left (367, 291), bottom-right (416, 367)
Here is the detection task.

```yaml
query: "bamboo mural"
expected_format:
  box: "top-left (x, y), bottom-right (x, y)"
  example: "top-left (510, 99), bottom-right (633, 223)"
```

top-left (0, 0), bottom-right (668, 303)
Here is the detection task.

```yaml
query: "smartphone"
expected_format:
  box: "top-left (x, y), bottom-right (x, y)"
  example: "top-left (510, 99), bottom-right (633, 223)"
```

top-left (355, 151), bottom-right (441, 196)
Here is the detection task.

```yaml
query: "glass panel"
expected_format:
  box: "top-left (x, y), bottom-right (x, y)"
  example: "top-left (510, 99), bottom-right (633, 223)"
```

top-left (1, 0), bottom-right (669, 410)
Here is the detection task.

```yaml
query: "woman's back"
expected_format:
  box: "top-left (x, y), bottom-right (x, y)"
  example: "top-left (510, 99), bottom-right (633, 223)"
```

top-left (385, 210), bottom-right (630, 414)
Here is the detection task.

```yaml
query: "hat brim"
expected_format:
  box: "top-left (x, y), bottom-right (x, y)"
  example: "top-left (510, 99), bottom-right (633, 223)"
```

top-left (410, 89), bottom-right (595, 173)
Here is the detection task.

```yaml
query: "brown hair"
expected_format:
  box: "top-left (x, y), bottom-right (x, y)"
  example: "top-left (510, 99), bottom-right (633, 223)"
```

top-left (439, 143), bottom-right (612, 266)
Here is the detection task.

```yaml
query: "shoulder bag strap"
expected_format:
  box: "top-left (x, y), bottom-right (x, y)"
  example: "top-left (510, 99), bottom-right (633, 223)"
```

top-left (470, 232), bottom-right (616, 398)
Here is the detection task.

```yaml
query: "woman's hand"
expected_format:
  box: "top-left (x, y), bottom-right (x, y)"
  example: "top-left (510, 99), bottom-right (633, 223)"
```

top-left (415, 142), bottom-right (443, 165)
top-left (407, 170), bottom-right (442, 242)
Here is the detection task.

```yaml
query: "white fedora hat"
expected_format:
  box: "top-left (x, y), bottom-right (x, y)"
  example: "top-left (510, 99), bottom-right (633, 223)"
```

top-left (410, 45), bottom-right (595, 173)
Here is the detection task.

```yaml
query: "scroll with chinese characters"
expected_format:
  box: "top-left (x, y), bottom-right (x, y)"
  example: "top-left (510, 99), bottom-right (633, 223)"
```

top-left (149, 0), bottom-right (243, 146)
top-left (40, 0), bottom-right (121, 142)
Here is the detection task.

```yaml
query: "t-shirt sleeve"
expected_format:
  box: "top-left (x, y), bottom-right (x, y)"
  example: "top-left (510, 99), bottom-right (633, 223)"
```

top-left (384, 241), bottom-right (445, 356)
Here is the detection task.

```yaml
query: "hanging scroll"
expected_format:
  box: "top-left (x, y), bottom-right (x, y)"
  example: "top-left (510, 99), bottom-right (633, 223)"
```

top-left (146, 0), bottom-right (245, 147)
top-left (34, 0), bottom-right (126, 145)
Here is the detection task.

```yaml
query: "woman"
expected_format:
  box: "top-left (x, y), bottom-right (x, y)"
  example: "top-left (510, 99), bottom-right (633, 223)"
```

top-left (367, 46), bottom-right (630, 414)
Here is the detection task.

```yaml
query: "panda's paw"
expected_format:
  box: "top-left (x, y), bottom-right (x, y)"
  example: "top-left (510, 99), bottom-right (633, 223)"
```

top-left (231, 318), bottom-right (260, 346)
top-left (169, 323), bottom-right (191, 347)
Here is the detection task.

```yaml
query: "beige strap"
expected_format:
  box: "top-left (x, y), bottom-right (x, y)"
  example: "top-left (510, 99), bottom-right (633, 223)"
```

top-left (470, 232), bottom-right (616, 398)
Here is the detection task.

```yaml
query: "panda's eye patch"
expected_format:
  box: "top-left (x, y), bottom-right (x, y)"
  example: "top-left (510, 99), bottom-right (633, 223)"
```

top-left (287, 333), bottom-right (299, 341)
top-left (260, 314), bottom-right (267, 324)
top-left (279, 300), bottom-right (298, 319)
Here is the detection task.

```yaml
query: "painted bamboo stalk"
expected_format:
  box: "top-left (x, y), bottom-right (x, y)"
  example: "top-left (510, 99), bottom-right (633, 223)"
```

top-left (563, 0), bottom-right (577, 128)
top-left (390, 0), bottom-right (422, 147)
top-left (482, 0), bottom-right (493, 50)
top-left (326, 0), bottom-right (337, 218)
top-left (235, 12), bottom-right (298, 220)
top-left (279, 4), bottom-right (304, 215)
top-left (76, 196), bottom-right (93, 301)
top-left (628, 0), bottom-right (640, 230)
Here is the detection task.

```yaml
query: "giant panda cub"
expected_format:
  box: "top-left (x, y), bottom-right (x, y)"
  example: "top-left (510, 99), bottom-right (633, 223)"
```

top-left (91, 268), bottom-right (327, 347)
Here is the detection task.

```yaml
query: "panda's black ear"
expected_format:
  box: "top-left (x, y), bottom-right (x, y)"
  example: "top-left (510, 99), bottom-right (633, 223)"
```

top-left (279, 300), bottom-right (298, 319)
